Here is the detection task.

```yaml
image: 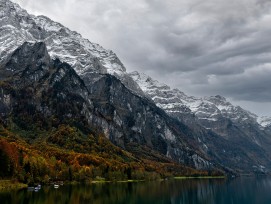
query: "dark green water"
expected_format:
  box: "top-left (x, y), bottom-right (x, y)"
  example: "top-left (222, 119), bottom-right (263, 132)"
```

top-left (0, 177), bottom-right (271, 204)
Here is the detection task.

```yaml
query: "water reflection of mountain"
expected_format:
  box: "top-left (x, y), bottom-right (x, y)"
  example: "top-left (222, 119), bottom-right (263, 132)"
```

top-left (0, 178), bottom-right (270, 204)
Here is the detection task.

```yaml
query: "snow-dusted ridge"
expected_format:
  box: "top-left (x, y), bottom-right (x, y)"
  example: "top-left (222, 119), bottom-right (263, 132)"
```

top-left (129, 71), bottom-right (268, 129)
top-left (1, 0), bottom-right (144, 95)
top-left (0, 0), bottom-right (126, 76)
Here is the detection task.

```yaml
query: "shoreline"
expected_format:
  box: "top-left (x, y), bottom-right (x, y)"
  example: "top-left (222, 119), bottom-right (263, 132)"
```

top-left (0, 180), bottom-right (28, 192)
top-left (72, 176), bottom-right (227, 185)
top-left (0, 176), bottom-right (227, 191)
top-left (174, 176), bottom-right (226, 179)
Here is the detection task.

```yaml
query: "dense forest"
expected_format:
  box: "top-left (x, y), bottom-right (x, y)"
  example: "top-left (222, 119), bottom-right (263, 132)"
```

top-left (0, 124), bottom-right (222, 185)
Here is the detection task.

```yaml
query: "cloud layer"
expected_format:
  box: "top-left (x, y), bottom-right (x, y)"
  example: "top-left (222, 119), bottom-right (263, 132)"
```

top-left (13, 0), bottom-right (271, 116)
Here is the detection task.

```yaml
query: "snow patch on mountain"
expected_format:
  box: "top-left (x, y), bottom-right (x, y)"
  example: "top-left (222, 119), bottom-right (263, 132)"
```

top-left (129, 71), bottom-right (264, 128)
top-left (258, 116), bottom-right (271, 128)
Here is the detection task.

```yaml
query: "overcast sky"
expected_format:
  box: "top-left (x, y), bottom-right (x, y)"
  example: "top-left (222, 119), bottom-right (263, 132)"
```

top-left (13, 0), bottom-right (271, 117)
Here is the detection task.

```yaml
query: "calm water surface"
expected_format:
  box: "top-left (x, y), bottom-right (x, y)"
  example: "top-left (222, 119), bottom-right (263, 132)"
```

top-left (0, 177), bottom-right (271, 204)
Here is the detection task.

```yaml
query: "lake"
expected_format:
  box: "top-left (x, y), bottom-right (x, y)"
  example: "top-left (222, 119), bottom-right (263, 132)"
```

top-left (0, 177), bottom-right (271, 204)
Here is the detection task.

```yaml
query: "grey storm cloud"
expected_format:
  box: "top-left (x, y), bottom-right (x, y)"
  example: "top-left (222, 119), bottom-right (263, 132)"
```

top-left (12, 0), bottom-right (271, 116)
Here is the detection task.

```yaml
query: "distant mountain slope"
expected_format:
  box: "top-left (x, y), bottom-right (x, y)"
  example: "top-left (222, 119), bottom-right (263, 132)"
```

top-left (129, 71), bottom-right (271, 173)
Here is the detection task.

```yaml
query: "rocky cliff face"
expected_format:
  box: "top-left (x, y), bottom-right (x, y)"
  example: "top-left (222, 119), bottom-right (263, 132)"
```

top-left (0, 42), bottom-right (92, 130)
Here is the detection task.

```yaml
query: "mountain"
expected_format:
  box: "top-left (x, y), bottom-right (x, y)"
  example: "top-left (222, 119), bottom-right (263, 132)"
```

top-left (129, 71), bottom-right (271, 173)
top-left (1, 41), bottom-right (218, 170)
top-left (0, 0), bottom-right (217, 171)
top-left (0, 0), bottom-right (144, 96)
top-left (0, 0), bottom-right (271, 176)
top-left (0, 41), bottom-right (214, 183)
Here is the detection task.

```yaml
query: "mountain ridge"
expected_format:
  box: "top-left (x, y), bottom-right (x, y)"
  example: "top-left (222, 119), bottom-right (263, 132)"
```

top-left (129, 71), bottom-right (270, 129)
top-left (0, 0), bottom-right (145, 97)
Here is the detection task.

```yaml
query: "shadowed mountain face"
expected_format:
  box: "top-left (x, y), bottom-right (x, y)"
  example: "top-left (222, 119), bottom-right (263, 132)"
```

top-left (0, 42), bottom-right (92, 130)
top-left (0, 42), bottom-right (215, 171)
top-left (0, 0), bottom-right (271, 174)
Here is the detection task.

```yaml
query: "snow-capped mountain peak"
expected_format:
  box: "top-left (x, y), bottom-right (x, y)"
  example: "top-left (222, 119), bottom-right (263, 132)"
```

top-left (130, 71), bottom-right (262, 128)
top-left (129, 71), bottom-right (170, 92)
top-left (0, 0), bottom-right (127, 78)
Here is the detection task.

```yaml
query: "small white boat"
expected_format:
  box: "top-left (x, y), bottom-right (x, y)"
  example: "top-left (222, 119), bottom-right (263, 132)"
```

top-left (27, 187), bottom-right (35, 191)
top-left (34, 184), bottom-right (41, 191)
top-left (54, 184), bottom-right (59, 189)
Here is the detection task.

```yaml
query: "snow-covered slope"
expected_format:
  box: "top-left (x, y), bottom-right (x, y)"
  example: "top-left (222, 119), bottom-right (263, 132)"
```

top-left (258, 116), bottom-right (271, 128)
top-left (129, 71), bottom-right (266, 132)
top-left (1, 0), bottom-right (99, 73)
top-left (0, 0), bottom-right (143, 94)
